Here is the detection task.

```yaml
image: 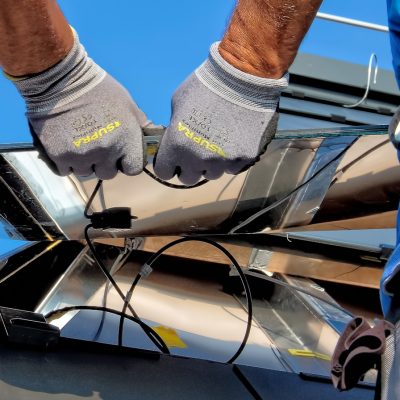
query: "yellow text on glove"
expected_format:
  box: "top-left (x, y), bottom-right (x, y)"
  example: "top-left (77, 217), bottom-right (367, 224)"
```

top-left (73, 121), bottom-right (121, 148)
top-left (178, 121), bottom-right (226, 157)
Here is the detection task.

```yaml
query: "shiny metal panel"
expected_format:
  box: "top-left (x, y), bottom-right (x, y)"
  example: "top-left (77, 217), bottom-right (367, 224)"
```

top-left (34, 241), bottom-right (353, 376)
top-left (275, 135), bottom-right (358, 228)
top-left (37, 244), bottom-right (287, 370)
top-left (0, 127), bottom-right (397, 241)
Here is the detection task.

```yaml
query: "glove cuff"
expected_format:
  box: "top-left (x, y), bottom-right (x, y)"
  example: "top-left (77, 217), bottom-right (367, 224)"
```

top-left (12, 28), bottom-right (106, 114)
top-left (389, 106), bottom-right (400, 149)
top-left (196, 41), bottom-right (288, 111)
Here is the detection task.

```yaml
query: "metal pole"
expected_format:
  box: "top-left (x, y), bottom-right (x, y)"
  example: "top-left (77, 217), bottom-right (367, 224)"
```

top-left (316, 12), bottom-right (389, 32)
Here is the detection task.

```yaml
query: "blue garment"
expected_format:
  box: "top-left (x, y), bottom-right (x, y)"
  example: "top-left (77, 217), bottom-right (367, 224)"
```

top-left (388, 0), bottom-right (400, 86)
top-left (380, 1), bottom-right (400, 318)
top-left (380, 203), bottom-right (400, 320)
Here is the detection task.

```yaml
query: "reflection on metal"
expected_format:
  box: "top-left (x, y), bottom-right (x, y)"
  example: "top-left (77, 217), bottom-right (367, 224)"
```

top-left (240, 274), bottom-right (347, 376)
top-left (0, 126), bottom-right (398, 241)
top-left (0, 239), bottom-right (376, 398)
top-left (247, 248), bottom-right (274, 274)
top-left (343, 54), bottom-right (378, 109)
top-left (0, 241), bottom-right (61, 285)
top-left (32, 241), bottom-right (345, 374)
top-left (229, 134), bottom-right (358, 233)
top-left (316, 12), bottom-right (389, 33)
top-left (35, 246), bottom-right (109, 325)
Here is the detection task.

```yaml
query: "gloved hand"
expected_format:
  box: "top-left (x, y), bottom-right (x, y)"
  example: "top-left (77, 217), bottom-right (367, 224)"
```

top-left (154, 42), bottom-right (288, 185)
top-left (10, 29), bottom-right (149, 180)
top-left (389, 106), bottom-right (400, 155)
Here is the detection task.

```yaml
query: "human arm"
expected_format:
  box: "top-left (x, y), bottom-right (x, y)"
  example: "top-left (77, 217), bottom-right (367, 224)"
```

top-left (0, 1), bottom-right (150, 179)
top-left (219, 0), bottom-right (323, 79)
top-left (154, 0), bottom-right (323, 185)
top-left (0, 0), bottom-right (73, 76)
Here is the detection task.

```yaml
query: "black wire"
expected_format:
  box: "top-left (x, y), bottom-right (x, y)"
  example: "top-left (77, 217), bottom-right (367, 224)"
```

top-left (84, 179), bottom-right (103, 218)
top-left (84, 141), bottom-right (354, 356)
top-left (92, 278), bottom-right (110, 342)
top-left (83, 180), bottom-right (169, 352)
top-left (86, 171), bottom-right (208, 198)
top-left (329, 138), bottom-right (389, 187)
top-left (94, 250), bottom-right (133, 341)
top-left (84, 179), bottom-right (113, 341)
top-left (84, 225), bottom-right (169, 354)
top-left (143, 167), bottom-right (209, 189)
top-left (83, 175), bottom-right (208, 349)
top-left (44, 305), bottom-right (169, 353)
top-left (118, 274), bottom-right (140, 346)
top-left (118, 237), bottom-right (252, 364)
top-left (84, 225), bottom-right (136, 315)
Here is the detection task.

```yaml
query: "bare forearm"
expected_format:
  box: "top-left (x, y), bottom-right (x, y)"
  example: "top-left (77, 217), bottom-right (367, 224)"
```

top-left (0, 0), bottom-right (73, 76)
top-left (220, 0), bottom-right (322, 78)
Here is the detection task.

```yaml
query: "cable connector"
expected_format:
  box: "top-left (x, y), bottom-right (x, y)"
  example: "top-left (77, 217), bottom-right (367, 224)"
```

top-left (89, 207), bottom-right (135, 229)
top-left (139, 263), bottom-right (153, 278)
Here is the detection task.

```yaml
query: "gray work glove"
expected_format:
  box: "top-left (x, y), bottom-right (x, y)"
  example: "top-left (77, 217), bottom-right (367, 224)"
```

top-left (154, 42), bottom-right (288, 185)
top-left (11, 30), bottom-right (149, 180)
top-left (389, 106), bottom-right (400, 151)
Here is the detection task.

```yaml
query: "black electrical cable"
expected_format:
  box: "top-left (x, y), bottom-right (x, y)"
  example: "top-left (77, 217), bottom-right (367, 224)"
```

top-left (44, 305), bottom-right (169, 354)
top-left (84, 178), bottom-right (114, 341)
top-left (92, 248), bottom-right (134, 341)
top-left (118, 273), bottom-right (140, 346)
top-left (84, 225), bottom-right (137, 317)
top-left (84, 225), bottom-right (169, 354)
top-left (143, 167), bottom-right (209, 189)
top-left (93, 277), bottom-right (111, 342)
top-left (84, 179), bottom-right (103, 218)
top-left (85, 171), bottom-right (208, 210)
top-left (118, 237), bottom-right (253, 364)
top-left (83, 142), bottom-right (357, 359)
top-left (83, 179), bottom-right (169, 352)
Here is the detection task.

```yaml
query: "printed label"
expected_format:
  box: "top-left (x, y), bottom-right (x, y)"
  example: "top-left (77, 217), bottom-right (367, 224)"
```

top-left (73, 121), bottom-right (121, 148)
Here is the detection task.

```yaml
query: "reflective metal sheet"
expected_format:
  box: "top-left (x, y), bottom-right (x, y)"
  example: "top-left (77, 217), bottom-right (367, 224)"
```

top-left (0, 126), bottom-right (397, 241)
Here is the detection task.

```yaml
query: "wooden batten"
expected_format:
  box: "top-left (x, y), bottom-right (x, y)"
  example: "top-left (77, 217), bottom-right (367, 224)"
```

top-left (93, 236), bottom-right (382, 288)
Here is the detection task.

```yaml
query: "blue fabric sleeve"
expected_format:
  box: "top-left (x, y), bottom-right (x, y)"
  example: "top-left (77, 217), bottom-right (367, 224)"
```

top-left (388, 0), bottom-right (400, 86)
top-left (380, 203), bottom-right (400, 319)
top-left (381, 0), bottom-right (400, 319)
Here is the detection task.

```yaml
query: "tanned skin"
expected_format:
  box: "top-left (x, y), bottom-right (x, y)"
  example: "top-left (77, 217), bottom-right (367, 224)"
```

top-left (0, 0), bottom-right (321, 79)
top-left (220, 0), bottom-right (323, 78)
top-left (0, 0), bottom-right (73, 76)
